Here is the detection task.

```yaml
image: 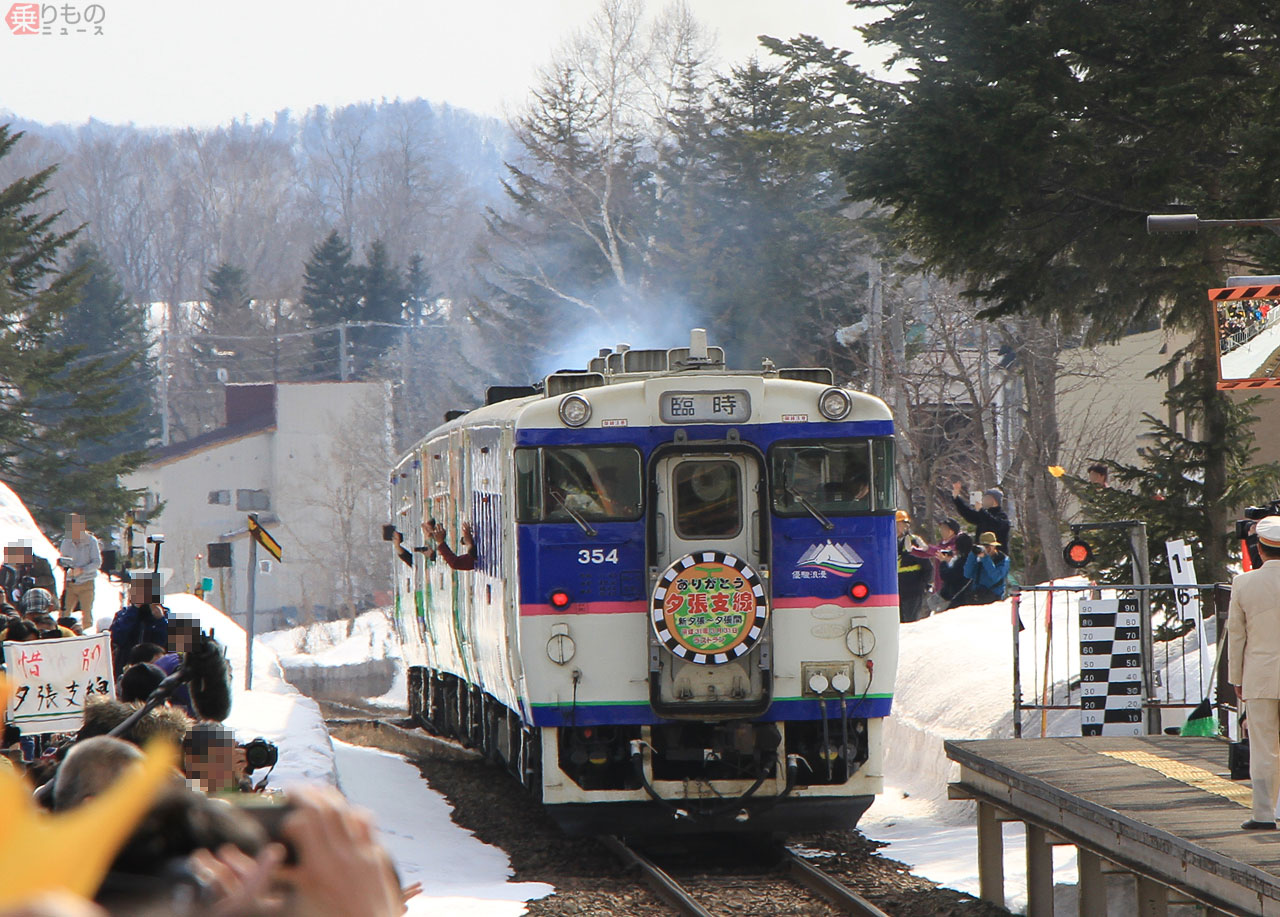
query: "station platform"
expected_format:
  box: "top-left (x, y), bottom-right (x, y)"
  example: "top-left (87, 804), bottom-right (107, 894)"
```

top-left (947, 736), bottom-right (1280, 917)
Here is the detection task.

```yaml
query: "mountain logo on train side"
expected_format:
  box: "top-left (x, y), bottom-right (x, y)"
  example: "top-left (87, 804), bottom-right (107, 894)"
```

top-left (795, 541), bottom-right (864, 578)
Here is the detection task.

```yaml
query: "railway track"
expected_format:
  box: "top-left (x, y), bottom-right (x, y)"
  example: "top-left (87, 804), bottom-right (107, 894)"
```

top-left (601, 835), bottom-right (893, 917)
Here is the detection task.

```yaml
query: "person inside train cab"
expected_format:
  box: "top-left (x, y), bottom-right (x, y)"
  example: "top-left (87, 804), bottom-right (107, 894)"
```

top-left (1227, 516), bottom-right (1280, 830)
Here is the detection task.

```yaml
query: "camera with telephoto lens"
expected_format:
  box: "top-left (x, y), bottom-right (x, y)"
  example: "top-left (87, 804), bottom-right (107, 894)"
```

top-left (239, 737), bottom-right (279, 773)
top-left (1236, 500), bottom-right (1280, 540)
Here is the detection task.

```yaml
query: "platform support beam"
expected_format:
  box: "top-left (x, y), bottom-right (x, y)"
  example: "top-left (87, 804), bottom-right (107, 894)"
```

top-left (976, 801), bottom-right (1005, 907)
top-left (1134, 875), bottom-right (1168, 917)
top-left (1077, 848), bottom-right (1107, 917)
top-left (1026, 823), bottom-right (1055, 916)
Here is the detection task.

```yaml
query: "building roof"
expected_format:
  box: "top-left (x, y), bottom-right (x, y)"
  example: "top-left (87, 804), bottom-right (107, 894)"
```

top-left (144, 382), bottom-right (277, 467)
top-left (144, 417), bottom-right (275, 467)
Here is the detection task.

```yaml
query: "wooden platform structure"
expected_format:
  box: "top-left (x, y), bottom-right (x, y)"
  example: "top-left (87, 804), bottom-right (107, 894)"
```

top-left (947, 736), bottom-right (1280, 916)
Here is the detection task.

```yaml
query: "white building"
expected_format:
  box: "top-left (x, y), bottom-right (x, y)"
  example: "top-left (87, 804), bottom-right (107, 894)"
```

top-left (124, 381), bottom-right (394, 630)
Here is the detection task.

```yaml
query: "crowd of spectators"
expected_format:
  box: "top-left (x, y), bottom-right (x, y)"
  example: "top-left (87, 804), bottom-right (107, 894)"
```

top-left (1219, 299), bottom-right (1276, 354)
top-left (896, 482), bottom-right (1012, 622)
top-left (0, 514), bottom-right (418, 915)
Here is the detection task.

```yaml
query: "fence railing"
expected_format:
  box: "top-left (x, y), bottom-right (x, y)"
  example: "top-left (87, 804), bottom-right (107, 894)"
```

top-left (1221, 307), bottom-right (1280, 355)
top-left (1011, 582), bottom-right (1231, 739)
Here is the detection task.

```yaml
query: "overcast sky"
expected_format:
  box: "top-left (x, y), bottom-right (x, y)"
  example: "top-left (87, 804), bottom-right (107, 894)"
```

top-left (0, 0), bottom-right (881, 127)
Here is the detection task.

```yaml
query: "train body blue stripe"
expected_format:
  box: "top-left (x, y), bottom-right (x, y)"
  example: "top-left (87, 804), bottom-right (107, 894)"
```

top-left (529, 695), bottom-right (893, 727)
top-left (514, 420), bottom-right (894, 448)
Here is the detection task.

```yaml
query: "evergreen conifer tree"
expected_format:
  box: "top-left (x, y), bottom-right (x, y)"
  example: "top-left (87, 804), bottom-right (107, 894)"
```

top-left (353, 239), bottom-right (406, 373)
top-left (0, 126), bottom-right (151, 530)
top-left (301, 230), bottom-right (359, 378)
top-left (197, 261), bottom-right (270, 384)
top-left (1068, 365), bottom-right (1280, 588)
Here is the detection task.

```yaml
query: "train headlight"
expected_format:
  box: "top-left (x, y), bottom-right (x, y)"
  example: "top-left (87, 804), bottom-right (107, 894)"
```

top-left (559, 393), bottom-right (592, 427)
top-left (818, 387), bottom-right (852, 420)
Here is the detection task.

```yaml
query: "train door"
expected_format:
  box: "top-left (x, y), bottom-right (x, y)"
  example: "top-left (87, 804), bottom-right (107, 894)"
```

top-left (650, 452), bottom-right (772, 716)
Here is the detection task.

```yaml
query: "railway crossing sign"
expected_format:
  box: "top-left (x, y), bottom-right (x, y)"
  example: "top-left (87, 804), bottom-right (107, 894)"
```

top-left (1079, 598), bottom-right (1144, 737)
top-left (247, 514), bottom-right (283, 562)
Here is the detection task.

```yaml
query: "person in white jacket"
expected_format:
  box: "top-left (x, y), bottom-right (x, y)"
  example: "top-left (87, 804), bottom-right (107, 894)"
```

top-left (1228, 515), bottom-right (1280, 829)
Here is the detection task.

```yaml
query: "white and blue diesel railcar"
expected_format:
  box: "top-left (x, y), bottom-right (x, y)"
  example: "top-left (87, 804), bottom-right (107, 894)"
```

top-left (388, 331), bottom-right (899, 833)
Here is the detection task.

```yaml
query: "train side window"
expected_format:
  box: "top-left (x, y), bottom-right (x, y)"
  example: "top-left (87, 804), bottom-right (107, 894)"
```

top-left (515, 449), bottom-right (541, 523)
top-left (673, 460), bottom-right (742, 538)
top-left (772, 441), bottom-right (875, 516)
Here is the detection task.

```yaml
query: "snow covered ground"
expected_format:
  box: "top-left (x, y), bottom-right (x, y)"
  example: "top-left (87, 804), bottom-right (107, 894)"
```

top-left (261, 609), bottom-right (401, 671)
top-left (1221, 317), bottom-right (1280, 379)
top-left (335, 739), bottom-right (551, 916)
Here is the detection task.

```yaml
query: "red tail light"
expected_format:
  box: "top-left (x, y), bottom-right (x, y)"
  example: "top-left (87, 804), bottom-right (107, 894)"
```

top-left (850, 582), bottom-right (870, 602)
top-left (550, 590), bottom-right (571, 609)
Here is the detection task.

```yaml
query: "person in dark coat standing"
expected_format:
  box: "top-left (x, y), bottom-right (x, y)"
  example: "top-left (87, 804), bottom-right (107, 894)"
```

top-left (108, 574), bottom-right (169, 678)
top-left (934, 519), bottom-right (976, 608)
top-left (896, 510), bottom-right (930, 623)
top-left (951, 482), bottom-right (1011, 550)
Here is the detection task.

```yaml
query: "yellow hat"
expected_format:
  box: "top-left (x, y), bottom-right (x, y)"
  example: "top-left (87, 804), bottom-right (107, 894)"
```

top-left (895, 510), bottom-right (910, 523)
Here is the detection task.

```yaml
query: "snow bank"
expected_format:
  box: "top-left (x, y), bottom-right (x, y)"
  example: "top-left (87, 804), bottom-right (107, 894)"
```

top-left (165, 593), bottom-right (338, 787)
top-left (334, 740), bottom-right (551, 916)
top-left (261, 609), bottom-right (401, 670)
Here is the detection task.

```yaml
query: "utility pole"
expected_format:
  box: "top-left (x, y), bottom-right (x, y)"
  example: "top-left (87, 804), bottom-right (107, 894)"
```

top-left (245, 518), bottom-right (258, 691)
top-left (159, 324), bottom-right (171, 446)
top-left (868, 259), bottom-right (883, 397)
top-left (338, 324), bottom-right (350, 381)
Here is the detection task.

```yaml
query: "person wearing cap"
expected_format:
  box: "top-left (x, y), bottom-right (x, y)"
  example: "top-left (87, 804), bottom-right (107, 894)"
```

top-left (950, 482), bottom-right (1011, 552)
top-left (896, 510), bottom-right (930, 623)
top-left (962, 531), bottom-right (1011, 604)
top-left (1227, 516), bottom-right (1280, 830)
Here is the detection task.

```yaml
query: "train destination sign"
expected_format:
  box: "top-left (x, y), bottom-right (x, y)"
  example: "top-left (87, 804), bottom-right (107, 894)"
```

top-left (659, 390), bottom-right (751, 424)
top-left (651, 551), bottom-right (769, 665)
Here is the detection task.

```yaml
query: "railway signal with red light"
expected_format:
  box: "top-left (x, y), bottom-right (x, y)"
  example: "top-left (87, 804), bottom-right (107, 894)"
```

top-left (1063, 539), bottom-right (1093, 569)
top-left (849, 582), bottom-right (870, 602)
top-left (550, 590), bottom-right (572, 609)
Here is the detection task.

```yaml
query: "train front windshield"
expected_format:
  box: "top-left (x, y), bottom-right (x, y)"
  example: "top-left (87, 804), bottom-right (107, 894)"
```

top-left (516, 446), bottom-right (643, 522)
top-left (771, 439), bottom-right (895, 515)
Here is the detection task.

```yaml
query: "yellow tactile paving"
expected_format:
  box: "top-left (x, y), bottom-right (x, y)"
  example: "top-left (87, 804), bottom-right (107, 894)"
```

top-left (1100, 749), bottom-right (1251, 808)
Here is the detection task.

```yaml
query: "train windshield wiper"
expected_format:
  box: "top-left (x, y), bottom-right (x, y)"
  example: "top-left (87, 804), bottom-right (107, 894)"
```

top-left (786, 485), bottom-right (835, 531)
top-left (550, 490), bottom-right (598, 537)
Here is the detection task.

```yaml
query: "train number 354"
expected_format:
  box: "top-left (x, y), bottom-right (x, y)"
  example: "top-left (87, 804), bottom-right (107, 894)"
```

top-left (578, 548), bottom-right (620, 565)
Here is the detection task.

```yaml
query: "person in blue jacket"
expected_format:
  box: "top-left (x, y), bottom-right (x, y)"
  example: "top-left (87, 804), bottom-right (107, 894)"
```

top-left (108, 573), bottom-right (169, 677)
top-left (962, 531), bottom-right (1011, 604)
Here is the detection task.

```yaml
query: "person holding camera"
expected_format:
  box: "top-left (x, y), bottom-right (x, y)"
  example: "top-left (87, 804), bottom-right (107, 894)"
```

top-left (950, 482), bottom-right (1011, 551)
top-left (59, 513), bottom-right (101, 624)
top-left (933, 518), bottom-right (975, 608)
top-left (108, 575), bottom-right (169, 679)
top-left (1227, 516), bottom-right (1280, 830)
top-left (0, 542), bottom-right (58, 613)
top-left (962, 531), bottom-right (1011, 604)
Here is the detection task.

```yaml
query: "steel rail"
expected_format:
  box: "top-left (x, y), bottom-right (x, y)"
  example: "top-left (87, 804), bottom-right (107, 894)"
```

top-left (601, 836), bottom-right (715, 917)
top-left (784, 850), bottom-right (893, 917)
